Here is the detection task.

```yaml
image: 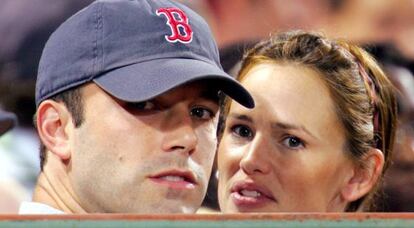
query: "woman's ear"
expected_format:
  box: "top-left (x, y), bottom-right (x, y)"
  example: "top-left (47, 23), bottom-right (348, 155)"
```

top-left (36, 100), bottom-right (73, 162)
top-left (340, 148), bottom-right (384, 203)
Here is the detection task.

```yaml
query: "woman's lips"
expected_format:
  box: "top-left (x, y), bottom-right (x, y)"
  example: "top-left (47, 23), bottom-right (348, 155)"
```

top-left (230, 181), bottom-right (276, 208)
top-left (149, 169), bottom-right (197, 190)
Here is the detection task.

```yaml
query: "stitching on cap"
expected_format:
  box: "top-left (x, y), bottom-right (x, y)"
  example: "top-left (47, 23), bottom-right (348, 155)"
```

top-left (92, 2), bottom-right (99, 79)
top-left (99, 2), bottom-right (104, 74)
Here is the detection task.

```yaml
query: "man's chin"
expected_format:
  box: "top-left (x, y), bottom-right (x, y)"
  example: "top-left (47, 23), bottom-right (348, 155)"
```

top-left (117, 199), bottom-right (200, 214)
top-left (152, 203), bottom-right (198, 214)
top-left (127, 206), bottom-right (197, 214)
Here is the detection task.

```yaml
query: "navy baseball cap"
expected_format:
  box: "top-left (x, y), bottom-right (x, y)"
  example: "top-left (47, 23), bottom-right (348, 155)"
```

top-left (35, 0), bottom-right (254, 108)
top-left (0, 109), bottom-right (16, 136)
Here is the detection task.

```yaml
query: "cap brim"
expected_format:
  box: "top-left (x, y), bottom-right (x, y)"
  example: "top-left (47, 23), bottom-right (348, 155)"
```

top-left (0, 110), bottom-right (17, 136)
top-left (93, 58), bottom-right (254, 108)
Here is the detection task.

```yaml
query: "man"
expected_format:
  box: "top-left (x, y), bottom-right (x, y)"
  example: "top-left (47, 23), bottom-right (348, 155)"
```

top-left (0, 109), bottom-right (16, 136)
top-left (0, 108), bottom-right (18, 212)
top-left (19, 0), bottom-right (254, 214)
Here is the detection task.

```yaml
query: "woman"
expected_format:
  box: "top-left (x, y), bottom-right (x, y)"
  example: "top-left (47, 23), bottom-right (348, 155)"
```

top-left (218, 31), bottom-right (397, 212)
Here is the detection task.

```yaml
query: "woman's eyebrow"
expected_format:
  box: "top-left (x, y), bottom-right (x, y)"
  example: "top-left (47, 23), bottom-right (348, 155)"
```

top-left (271, 122), bottom-right (318, 140)
top-left (229, 114), bottom-right (254, 123)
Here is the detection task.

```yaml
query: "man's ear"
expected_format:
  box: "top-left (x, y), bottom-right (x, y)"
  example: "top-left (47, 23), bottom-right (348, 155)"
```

top-left (36, 100), bottom-right (73, 161)
top-left (340, 148), bottom-right (384, 203)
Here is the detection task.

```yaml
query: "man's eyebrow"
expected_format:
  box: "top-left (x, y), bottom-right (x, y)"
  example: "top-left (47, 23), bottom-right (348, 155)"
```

top-left (271, 122), bottom-right (317, 139)
top-left (199, 89), bottom-right (220, 104)
top-left (228, 114), bottom-right (254, 123)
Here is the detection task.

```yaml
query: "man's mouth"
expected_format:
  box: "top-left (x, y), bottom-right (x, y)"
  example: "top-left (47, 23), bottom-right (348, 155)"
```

top-left (149, 169), bottom-right (197, 190)
top-left (158, 175), bottom-right (186, 182)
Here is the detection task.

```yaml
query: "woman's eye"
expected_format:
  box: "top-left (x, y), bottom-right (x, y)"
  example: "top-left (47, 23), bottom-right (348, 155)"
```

top-left (126, 101), bottom-right (155, 111)
top-left (231, 125), bottom-right (253, 139)
top-left (190, 107), bottom-right (214, 120)
top-left (282, 136), bottom-right (304, 149)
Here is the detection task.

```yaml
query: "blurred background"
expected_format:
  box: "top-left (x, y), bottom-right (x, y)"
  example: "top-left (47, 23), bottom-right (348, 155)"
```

top-left (0, 0), bottom-right (413, 213)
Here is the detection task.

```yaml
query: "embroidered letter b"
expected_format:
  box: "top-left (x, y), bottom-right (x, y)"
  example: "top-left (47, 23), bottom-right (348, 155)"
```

top-left (156, 7), bottom-right (193, 44)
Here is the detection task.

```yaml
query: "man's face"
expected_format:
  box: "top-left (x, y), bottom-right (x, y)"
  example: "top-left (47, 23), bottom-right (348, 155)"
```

top-left (68, 82), bottom-right (219, 213)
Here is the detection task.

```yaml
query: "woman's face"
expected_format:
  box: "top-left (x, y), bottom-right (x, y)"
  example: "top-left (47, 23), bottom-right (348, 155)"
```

top-left (218, 63), bottom-right (356, 212)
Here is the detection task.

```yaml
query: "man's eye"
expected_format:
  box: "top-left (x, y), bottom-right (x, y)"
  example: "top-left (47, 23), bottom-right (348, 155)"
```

top-left (126, 101), bottom-right (155, 111)
top-left (190, 107), bottom-right (213, 120)
top-left (231, 125), bottom-right (253, 139)
top-left (282, 136), bottom-right (304, 149)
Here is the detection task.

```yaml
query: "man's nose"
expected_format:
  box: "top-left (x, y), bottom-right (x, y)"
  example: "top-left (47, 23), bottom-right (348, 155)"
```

top-left (239, 134), bottom-right (272, 175)
top-left (161, 105), bottom-right (197, 155)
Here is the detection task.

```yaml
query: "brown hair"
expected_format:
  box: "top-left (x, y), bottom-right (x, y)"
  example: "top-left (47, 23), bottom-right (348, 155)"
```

top-left (223, 31), bottom-right (397, 211)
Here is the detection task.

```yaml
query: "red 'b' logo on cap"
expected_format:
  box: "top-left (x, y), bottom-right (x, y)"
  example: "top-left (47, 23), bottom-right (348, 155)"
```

top-left (156, 7), bottom-right (193, 44)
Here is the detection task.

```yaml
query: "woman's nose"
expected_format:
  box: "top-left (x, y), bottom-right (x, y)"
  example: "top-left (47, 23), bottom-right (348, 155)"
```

top-left (239, 135), bottom-right (272, 175)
